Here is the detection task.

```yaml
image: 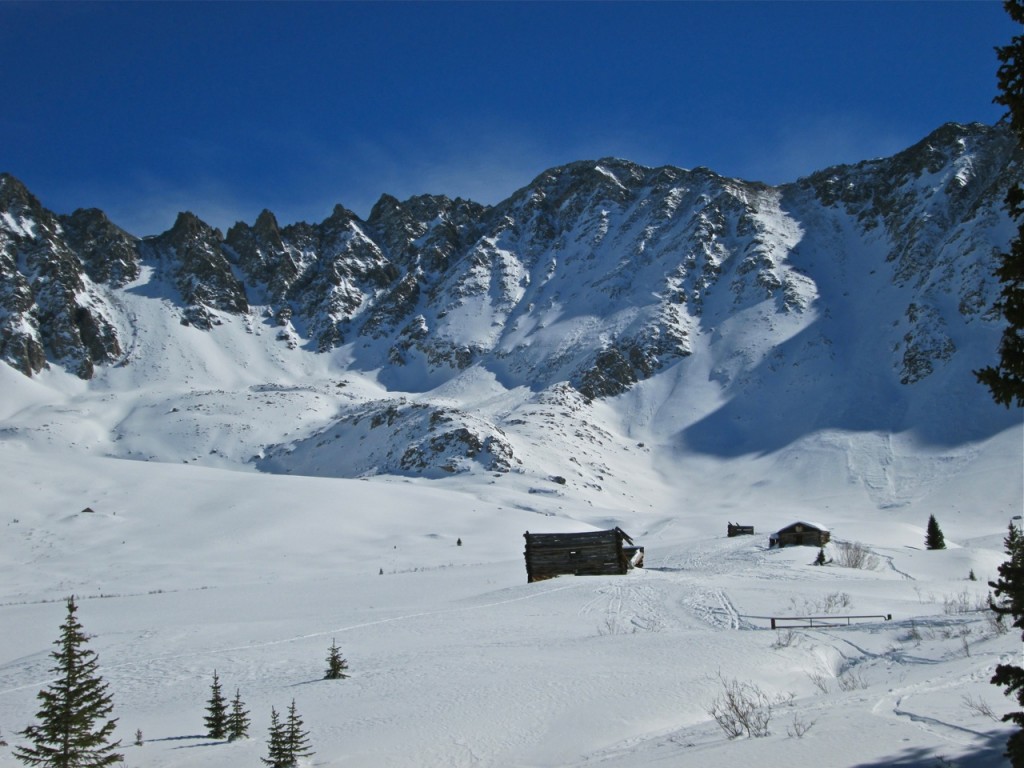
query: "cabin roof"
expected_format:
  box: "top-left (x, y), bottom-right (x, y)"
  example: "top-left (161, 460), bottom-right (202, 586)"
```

top-left (524, 527), bottom-right (634, 545)
top-left (774, 521), bottom-right (830, 535)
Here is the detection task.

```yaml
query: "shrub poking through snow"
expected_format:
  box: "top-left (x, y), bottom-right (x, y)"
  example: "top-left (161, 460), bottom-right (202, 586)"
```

top-left (832, 541), bottom-right (879, 570)
top-left (707, 675), bottom-right (773, 739)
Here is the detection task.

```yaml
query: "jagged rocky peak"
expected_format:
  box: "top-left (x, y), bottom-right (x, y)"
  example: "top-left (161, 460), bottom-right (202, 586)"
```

top-left (252, 208), bottom-right (283, 242)
top-left (798, 121), bottom-right (1016, 209)
top-left (0, 174), bottom-right (124, 379)
top-left (163, 210), bottom-right (225, 244)
top-left (367, 192), bottom-right (486, 272)
top-left (0, 172), bottom-right (38, 215)
top-left (59, 208), bottom-right (141, 287)
top-left (225, 209), bottom-right (294, 300)
top-left (0, 172), bottom-right (64, 242)
top-left (150, 210), bottom-right (248, 327)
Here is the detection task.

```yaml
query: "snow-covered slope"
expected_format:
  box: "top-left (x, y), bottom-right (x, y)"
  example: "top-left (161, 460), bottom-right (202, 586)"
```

top-left (0, 122), bottom-right (1022, 767)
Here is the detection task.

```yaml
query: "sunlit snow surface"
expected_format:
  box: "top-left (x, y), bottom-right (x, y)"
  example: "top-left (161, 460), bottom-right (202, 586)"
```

top-left (0, 289), bottom-right (1021, 767)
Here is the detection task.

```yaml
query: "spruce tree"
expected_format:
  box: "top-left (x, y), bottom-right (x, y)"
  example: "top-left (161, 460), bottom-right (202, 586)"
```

top-left (226, 689), bottom-right (250, 742)
top-left (324, 639), bottom-right (350, 680)
top-left (813, 547), bottom-right (827, 566)
top-left (261, 707), bottom-right (289, 768)
top-left (991, 522), bottom-right (1024, 766)
top-left (14, 596), bottom-right (123, 768)
top-left (203, 670), bottom-right (228, 740)
top-left (977, 0), bottom-right (1024, 408)
top-left (925, 514), bottom-right (947, 550)
top-left (284, 699), bottom-right (314, 764)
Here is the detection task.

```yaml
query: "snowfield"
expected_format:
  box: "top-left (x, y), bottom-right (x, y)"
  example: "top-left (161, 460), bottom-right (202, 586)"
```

top-left (0, 335), bottom-right (1021, 767)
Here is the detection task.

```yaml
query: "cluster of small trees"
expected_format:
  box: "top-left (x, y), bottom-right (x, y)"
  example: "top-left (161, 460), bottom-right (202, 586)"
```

top-left (10, 596), bottom-right (351, 767)
top-left (203, 671), bottom-right (250, 741)
top-left (263, 701), bottom-right (313, 768)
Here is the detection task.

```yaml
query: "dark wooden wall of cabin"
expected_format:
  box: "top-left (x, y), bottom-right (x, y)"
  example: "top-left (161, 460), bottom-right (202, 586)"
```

top-left (523, 530), bottom-right (629, 583)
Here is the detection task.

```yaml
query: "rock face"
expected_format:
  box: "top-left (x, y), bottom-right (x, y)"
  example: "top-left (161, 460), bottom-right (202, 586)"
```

top-left (0, 121), bottom-right (1019, 396)
top-left (145, 212), bottom-right (248, 329)
top-left (0, 174), bottom-right (125, 377)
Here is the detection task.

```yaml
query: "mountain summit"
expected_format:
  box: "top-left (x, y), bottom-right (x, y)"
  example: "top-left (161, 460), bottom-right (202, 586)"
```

top-left (0, 122), bottom-right (1020, 485)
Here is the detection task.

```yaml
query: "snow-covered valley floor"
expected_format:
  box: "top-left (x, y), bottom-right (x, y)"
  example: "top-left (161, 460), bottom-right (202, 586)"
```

top-left (1, 432), bottom-right (1021, 768)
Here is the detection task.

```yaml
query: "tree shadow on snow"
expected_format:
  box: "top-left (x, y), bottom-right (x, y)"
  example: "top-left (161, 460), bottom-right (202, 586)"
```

top-left (851, 729), bottom-right (1007, 767)
top-left (145, 734), bottom-right (225, 750)
top-left (289, 677), bottom-right (322, 687)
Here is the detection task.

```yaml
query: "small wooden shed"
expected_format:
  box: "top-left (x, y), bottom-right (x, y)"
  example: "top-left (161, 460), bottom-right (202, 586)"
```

top-left (769, 521), bottom-right (830, 548)
top-left (727, 522), bottom-right (755, 537)
top-left (523, 528), bottom-right (643, 583)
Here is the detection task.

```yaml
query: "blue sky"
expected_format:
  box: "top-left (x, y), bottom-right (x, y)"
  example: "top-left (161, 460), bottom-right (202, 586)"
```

top-left (1, 1), bottom-right (1017, 236)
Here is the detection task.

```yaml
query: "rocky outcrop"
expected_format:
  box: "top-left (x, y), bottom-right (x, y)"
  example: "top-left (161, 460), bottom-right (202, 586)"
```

top-left (256, 399), bottom-right (518, 478)
top-left (0, 174), bottom-right (122, 378)
top-left (147, 212), bottom-right (248, 329)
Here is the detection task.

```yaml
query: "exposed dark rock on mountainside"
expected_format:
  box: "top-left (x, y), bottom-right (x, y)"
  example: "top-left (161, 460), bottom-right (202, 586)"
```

top-left (0, 122), bottom-right (1019, 428)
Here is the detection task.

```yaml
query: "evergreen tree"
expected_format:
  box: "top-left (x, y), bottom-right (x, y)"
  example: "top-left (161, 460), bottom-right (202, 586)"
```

top-left (226, 689), bottom-right (250, 742)
top-left (284, 699), bottom-right (314, 765)
top-left (261, 707), bottom-right (289, 768)
top-left (14, 596), bottom-right (123, 768)
top-left (813, 547), bottom-right (827, 566)
top-left (262, 701), bottom-right (313, 767)
top-left (203, 670), bottom-right (228, 740)
top-left (977, 0), bottom-right (1024, 408)
top-left (925, 514), bottom-right (947, 550)
top-left (991, 522), bottom-right (1024, 765)
top-left (324, 639), bottom-right (350, 680)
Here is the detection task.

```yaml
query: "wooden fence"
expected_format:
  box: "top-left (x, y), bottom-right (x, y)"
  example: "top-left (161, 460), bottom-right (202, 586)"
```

top-left (769, 614), bottom-right (892, 629)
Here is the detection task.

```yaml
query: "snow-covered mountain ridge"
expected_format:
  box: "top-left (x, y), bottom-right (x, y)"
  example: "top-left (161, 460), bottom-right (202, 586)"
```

top-left (0, 121), bottom-right (1020, 490)
top-left (2, 123), bottom-right (1024, 768)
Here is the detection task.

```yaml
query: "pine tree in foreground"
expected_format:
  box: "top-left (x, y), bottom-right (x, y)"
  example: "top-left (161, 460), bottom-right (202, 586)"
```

top-left (925, 514), bottom-right (947, 550)
top-left (991, 522), bottom-right (1024, 766)
top-left (262, 701), bottom-right (313, 767)
top-left (284, 700), bottom-right (314, 764)
top-left (261, 707), bottom-right (289, 768)
top-left (14, 596), bottom-right (123, 768)
top-left (226, 688), bottom-right (250, 741)
top-left (976, 0), bottom-right (1024, 408)
top-left (324, 639), bottom-right (350, 680)
top-left (204, 670), bottom-right (228, 740)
